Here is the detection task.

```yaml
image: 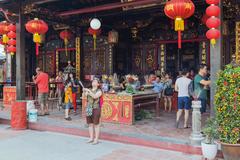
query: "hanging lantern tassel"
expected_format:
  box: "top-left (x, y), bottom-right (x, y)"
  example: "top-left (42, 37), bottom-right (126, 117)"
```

top-left (11, 52), bottom-right (14, 57)
top-left (35, 43), bottom-right (39, 56)
top-left (64, 38), bottom-right (68, 56)
top-left (33, 33), bottom-right (41, 56)
top-left (2, 34), bottom-right (9, 44)
top-left (93, 34), bottom-right (97, 51)
top-left (210, 39), bottom-right (216, 46)
top-left (206, 29), bottom-right (220, 47)
top-left (175, 17), bottom-right (184, 49)
top-left (178, 31), bottom-right (182, 49)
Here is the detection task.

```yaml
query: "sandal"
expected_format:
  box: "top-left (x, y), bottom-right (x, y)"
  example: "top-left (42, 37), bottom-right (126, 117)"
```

top-left (65, 117), bottom-right (72, 121)
top-left (86, 139), bottom-right (94, 143)
top-left (184, 126), bottom-right (190, 129)
top-left (92, 140), bottom-right (99, 145)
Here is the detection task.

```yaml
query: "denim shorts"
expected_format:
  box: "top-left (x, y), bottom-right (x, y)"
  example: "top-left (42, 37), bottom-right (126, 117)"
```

top-left (178, 97), bottom-right (191, 110)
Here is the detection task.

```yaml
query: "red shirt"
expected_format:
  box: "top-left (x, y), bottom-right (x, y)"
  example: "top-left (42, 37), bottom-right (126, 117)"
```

top-left (35, 72), bottom-right (49, 93)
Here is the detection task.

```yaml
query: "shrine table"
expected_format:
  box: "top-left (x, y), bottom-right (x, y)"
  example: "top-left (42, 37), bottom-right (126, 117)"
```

top-left (82, 91), bottom-right (159, 125)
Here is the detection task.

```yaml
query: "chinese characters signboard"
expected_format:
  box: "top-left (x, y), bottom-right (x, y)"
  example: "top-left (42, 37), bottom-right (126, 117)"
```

top-left (3, 86), bottom-right (16, 107)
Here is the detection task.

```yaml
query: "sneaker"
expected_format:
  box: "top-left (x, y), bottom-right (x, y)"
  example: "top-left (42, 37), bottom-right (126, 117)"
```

top-left (65, 117), bottom-right (72, 121)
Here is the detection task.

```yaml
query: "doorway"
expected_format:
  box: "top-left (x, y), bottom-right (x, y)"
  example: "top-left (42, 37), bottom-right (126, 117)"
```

top-left (58, 50), bottom-right (76, 72)
top-left (166, 42), bottom-right (199, 78)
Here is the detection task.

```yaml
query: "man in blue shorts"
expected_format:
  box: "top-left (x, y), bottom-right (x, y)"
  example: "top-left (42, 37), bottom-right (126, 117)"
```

top-left (175, 69), bottom-right (191, 128)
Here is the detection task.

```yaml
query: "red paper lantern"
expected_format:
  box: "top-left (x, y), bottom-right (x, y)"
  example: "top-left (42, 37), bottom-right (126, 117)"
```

top-left (164, 0), bottom-right (195, 48)
top-left (88, 27), bottom-right (101, 50)
top-left (206, 0), bottom-right (219, 5)
top-left (206, 5), bottom-right (220, 17)
top-left (206, 17), bottom-right (220, 29)
top-left (60, 30), bottom-right (72, 56)
top-left (0, 21), bottom-right (9, 44)
top-left (60, 30), bottom-right (72, 40)
top-left (7, 39), bottom-right (16, 46)
top-left (7, 31), bottom-right (16, 39)
top-left (25, 18), bottom-right (48, 35)
top-left (0, 21), bottom-right (9, 35)
top-left (205, 0), bottom-right (221, 46)
top-left (7, 45), bottom-right (16, 55)
top-left (8, 24), bottom-right (16, 32)
top-left (206, 29), bottom-right (220, 45)
top-left (88, 27), bottom-right (101, 35)
top-left (25, 18), bottom-right (48, 56)
top-left (6, 24), bottom-right (17, 55)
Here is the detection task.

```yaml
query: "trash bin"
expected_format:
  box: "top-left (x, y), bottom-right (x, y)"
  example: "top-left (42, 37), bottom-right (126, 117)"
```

top-left (26, 100), bottom-right (35, 115)
top-left (11, 100), bottom-right (27, 130)
top-left (28, 109), bottom-right (38, 123)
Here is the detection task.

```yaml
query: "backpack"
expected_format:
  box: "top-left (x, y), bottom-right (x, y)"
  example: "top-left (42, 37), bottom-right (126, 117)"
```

top-left (188, 80), bottom-right (194, 97)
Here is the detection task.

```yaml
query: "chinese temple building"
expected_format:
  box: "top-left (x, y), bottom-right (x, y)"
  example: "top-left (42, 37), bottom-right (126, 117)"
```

top-left (1, 0), bottom-right (237, 81)
top-left (0, 1), bottom-right (240, 155)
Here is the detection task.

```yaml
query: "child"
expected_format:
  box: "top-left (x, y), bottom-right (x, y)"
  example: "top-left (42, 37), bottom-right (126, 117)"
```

top-left (64, 81), bottom-right (73, 121)
top-left (49, 77), bottom-right (55, 98)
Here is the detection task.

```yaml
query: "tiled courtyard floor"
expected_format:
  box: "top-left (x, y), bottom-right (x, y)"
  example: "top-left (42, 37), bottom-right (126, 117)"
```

top-left (0, 125), bottom-right (214, 160)
top-left (1, 105), bottom-right (210, 144)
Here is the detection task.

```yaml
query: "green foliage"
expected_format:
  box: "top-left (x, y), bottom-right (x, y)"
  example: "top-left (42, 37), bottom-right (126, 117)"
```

top-left (215, 64), bottom-right (240, 144)
top-left (125, 85), bottom-right (136, 94)
top-left (135, 109), bottom-right (153, 121)
top-left (203, 118), bottom-right (218, 144)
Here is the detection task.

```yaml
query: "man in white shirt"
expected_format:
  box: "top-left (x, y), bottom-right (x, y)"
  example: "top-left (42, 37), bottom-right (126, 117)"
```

top-left (175, 69), bottom-right (192, 128)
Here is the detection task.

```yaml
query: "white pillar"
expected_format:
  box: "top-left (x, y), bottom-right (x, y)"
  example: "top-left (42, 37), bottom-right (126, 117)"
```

top-left (6, 53), bottom-right (11, 82)
top-left (189, 100), bottom-right (204, 145)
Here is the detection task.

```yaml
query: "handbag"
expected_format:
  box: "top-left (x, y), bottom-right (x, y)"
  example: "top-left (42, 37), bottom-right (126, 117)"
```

top-left (86, 104), bottom-right (93, 116)
top-left (164, 86), bottom-right (174, 96)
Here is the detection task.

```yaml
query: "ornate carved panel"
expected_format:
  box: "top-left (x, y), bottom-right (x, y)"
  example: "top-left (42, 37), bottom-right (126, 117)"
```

top-left (132, 44), bottom-right (157, 74)
top-left (45, 53), bottom-right (55, 77)
top-left (132, 46), bottom-right (143, 73)
top-left (83, 36), bottom-right (108, 76)
top-left (144, 46), bottom-right (157, 72)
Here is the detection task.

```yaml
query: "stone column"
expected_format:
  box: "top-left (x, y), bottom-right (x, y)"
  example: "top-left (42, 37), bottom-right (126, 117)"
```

top-left (210, 0), bottom-right (222, 117)
top-left (16, 3), bottom-right (26, 100)
top-left (190, 100), bottom-right (204, 145)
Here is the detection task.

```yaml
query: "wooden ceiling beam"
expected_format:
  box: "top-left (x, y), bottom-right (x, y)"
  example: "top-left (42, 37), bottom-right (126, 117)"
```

top-left (58, 0), bottom-right (163, 16)
top-left (22, 0), bottom-right (60, 5)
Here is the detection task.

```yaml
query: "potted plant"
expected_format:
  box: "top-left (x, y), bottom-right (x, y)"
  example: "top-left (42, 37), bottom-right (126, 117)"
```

top-left (201, 118), bottom-right (218, 160)
top-left (125, 75), bottom-right (139, 94)
top-left (215, 61), bottom-right (240, 160)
